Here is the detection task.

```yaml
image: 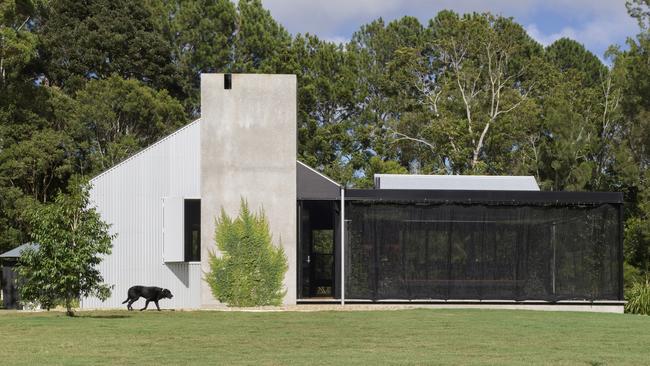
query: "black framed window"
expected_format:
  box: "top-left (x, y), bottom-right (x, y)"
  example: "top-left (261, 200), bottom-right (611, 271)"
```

top-left (184, 199), bottom-right (201, 262)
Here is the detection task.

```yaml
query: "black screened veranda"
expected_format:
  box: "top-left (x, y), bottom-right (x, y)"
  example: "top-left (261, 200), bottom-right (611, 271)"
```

top-left (343, 191), bottom-right (623, 302)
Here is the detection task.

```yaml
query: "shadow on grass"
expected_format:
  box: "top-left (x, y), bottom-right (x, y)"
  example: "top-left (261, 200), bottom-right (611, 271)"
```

top-left (77, 314), bottom-right (132, 319)
top-left (76, 309), bottom-right (176, 318)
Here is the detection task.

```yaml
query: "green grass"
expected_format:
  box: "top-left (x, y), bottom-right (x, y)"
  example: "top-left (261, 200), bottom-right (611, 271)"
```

top-left (0, 309), bottom-right (649, 365)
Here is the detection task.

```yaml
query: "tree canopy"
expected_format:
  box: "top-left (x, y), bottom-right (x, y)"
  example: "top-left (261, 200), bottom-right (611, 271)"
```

top-left (17, 178), bottom-right (114, 316)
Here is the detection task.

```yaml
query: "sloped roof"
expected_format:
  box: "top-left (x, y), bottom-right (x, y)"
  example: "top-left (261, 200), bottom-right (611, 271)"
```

top-left (297, 161), bottom-right (341, 200)
top-left (0, 243), bottom-right (39, 258)
top-left (90, 118), bottom-right (201, 183)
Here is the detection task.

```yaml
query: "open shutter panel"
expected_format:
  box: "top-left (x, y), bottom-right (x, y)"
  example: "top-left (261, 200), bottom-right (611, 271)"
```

top-left (163, 197), bottom-right (184, 262)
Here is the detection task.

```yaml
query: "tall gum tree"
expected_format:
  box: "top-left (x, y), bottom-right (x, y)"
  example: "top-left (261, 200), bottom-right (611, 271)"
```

top-left (386, 12), bottom-right (539, 174)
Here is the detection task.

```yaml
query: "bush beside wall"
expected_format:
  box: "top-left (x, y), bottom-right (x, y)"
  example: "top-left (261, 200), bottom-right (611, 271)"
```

top-left (206, 199), bottom-right (288, 307)
top-left (625, 280), bottom-right (650, 315)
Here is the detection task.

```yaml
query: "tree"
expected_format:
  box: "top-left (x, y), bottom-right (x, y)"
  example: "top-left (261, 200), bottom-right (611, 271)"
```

top-left (290, 34), bottom-right (355, 183)
top-left (535, 69), bottom-right (599, 191)
top-left (627, 0), bottom-right (650, 30)
top-left (73, 76), bottom-right (187, 174)
top-left (545, 38), bottom-right (606, 88)
top-left (17, 178), bottom-right (115, 316)
top-left (375, 12), bottom-right (540, 175)
top-left (38, 0), bottom-right (178, 92)
top-left (0, 128), bottom-right (74, 202)
top-left (147, 0), bottom-right (293, 115)
top-left (0, 0), bottom-right (38, 87)
top-left (231, 0), bottom-right (292, 73)
top-left (347, 16), bottom-right (427, 179)
top-left (206, 199), bottom-right (287, 307)
top-left (154, 0), bottom-right (237, 116)
top-left (607, 2), bottom-right (650, 281)
top-left (0, 85), bottom-right (78, 252)
top-left (354, 156), bottom-right (408, 188)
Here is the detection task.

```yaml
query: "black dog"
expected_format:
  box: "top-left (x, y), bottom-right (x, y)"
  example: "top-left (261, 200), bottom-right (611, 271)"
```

top-left (122, 286), bottom-right (173, 311)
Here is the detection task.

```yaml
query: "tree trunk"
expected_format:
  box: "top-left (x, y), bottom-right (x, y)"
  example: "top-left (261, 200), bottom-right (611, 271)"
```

top-left (65, 297), bottom-right (74, 317)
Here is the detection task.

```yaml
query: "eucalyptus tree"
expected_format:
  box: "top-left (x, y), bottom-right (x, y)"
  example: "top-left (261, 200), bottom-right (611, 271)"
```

top-left (380, 12), bottom-right (541, 175)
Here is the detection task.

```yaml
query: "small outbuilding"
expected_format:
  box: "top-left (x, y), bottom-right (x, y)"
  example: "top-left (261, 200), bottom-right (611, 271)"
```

top-left (0, 243), bottom-right (39, 309)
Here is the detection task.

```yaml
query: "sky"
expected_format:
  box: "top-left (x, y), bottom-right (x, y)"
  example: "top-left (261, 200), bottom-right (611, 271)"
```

top-left (262, 0), bottom-right (640, 62)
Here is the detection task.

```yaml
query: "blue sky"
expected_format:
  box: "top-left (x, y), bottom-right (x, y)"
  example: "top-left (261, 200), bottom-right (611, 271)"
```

top-left (262, 0), bottom-right (639, 62)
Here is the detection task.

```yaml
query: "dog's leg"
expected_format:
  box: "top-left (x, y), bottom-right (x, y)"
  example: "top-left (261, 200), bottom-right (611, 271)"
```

top-left (127, 300), bottom-right (134, 311)
top-left (155, 300), bottom-right (161, 311)
top-left (140, 300), bottom-right (150, 311)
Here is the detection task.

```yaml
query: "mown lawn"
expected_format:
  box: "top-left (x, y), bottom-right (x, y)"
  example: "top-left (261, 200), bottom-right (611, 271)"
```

top-left (0, 309), bottom-right (649, 365)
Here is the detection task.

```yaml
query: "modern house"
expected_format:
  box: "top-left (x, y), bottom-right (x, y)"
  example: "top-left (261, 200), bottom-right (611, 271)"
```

top-left (80, 73), bottom-right (624, 312)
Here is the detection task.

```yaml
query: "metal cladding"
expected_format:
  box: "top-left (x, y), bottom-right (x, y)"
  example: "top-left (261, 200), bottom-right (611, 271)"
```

top-left (374, 174), bottom-right (540, 191)
top-left (84, 120), bottom-right (202, 309)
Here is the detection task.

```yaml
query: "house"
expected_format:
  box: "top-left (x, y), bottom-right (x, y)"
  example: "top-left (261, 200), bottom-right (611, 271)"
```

top-left (80, 73), bottom-right (624, 312)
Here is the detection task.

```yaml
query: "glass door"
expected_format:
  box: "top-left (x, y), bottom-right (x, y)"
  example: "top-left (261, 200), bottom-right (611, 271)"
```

top-left (310, 229), bottom-right (334, 297)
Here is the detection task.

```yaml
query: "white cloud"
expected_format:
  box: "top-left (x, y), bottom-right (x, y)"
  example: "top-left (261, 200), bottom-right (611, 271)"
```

top-left (525, 24), bottom-right (571, 47)
top-left (322, 36), bottom-right (350, 45)
top-left (525, 3), bottom-right (637, 59)
top-left (262, 0), bottom-right (639, 57)
top-left (263, 0), bottom-right (537, 37)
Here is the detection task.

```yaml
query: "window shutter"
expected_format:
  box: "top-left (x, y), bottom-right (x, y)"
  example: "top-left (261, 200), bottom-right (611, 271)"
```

top-left (162, 197), bottom-right (184, 262)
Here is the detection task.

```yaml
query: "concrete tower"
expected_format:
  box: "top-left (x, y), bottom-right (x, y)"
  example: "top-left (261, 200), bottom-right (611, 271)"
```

top-left (200, 74), bottom-right (297, 307)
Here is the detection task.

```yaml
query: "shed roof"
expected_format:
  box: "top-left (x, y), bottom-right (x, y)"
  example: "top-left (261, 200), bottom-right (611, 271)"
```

top-left (0, 243), bottom-right (39, 259)
top-left (374, 174), bottom-right (540, 191)
top-left (297, 161), bottom-right (341, 200)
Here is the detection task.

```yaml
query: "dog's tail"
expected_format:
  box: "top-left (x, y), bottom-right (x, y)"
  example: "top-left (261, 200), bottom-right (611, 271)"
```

top-left (122, 298), bottom-right (129, 304)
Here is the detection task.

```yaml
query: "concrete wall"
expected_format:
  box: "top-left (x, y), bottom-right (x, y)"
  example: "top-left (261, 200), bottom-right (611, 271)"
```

top-left (85, 120), bottom-right (202, 309)
top-left (200, 74), bottom-right (297, 307)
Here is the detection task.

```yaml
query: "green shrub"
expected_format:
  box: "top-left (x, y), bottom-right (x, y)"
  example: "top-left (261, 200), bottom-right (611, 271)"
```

top-left (624, 262), bottom-right (643, 298)
top-left (206, 199), bottom-right (288, 307)
top-left (625, 280), bottom-right (650, 315)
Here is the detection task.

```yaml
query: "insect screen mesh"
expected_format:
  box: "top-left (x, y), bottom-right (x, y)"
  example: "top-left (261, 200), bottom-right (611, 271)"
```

top-left (344, 202), bottom-right (621, 301)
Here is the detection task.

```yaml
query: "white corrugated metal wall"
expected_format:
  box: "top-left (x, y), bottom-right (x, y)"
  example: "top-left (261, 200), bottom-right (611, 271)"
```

top-left (82, 119), bottom-right (202, 309)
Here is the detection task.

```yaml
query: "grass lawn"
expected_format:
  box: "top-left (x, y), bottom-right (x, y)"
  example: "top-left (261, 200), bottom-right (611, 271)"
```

top-left (0, 309), bottom-right (649, 365)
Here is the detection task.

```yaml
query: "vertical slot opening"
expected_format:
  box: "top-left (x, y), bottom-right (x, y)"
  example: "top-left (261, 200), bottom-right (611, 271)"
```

top-left (224, 73), bottom-right (232, 89)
